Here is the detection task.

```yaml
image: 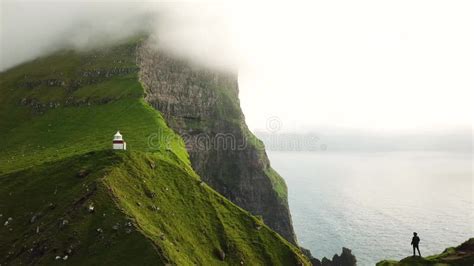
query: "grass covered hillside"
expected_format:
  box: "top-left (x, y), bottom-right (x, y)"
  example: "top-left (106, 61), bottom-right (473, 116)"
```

top-left (0, 39), bottom-right (187, 174)
top-left (0, 40), bottom-right (310, 265)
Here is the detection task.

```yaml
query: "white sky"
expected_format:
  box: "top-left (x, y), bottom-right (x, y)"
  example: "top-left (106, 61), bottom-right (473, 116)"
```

top-left (234, 0), bottom-right (473, 132)
top-left (1, 0), bottom-right (472, 133)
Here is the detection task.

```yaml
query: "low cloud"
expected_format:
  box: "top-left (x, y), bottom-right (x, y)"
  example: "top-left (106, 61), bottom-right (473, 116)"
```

top-left (1, 0), bottom-right (471, 132)
top-left (0, 0), bottom-right (236, 71)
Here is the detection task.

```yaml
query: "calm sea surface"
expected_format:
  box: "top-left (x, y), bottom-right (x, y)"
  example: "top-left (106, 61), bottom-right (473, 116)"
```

top-left (267, 151), bottom-right (473, 265)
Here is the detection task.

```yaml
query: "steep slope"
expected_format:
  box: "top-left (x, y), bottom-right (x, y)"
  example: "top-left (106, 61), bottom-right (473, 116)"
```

top-left (0, 39), bottom-right (187, 174)
top-left (377, 238), bottom-right (474, 266)
top-left (1, 151), bottom-right (308, 265)
top-left (0, 39), bottom-right (309, 265)
top-left (1, 151), bottom-right (162, 265)
top-left (138, 40), bottom-right (297, 243)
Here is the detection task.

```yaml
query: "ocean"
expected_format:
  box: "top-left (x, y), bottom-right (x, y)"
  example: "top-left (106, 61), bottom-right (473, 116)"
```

top-left (267, 151), bottom-right (473, 265)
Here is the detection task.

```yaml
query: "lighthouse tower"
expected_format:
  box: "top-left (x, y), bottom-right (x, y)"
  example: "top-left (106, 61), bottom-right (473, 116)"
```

top-left (112, 131), bottom-right (127, 150)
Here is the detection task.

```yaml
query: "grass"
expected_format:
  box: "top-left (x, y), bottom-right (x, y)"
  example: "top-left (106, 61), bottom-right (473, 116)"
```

top-left (264, 167), bottom-right (288, 202)
top-left (0, 39), bottom-right (310, 264)
top-left (0, 151), bottom-right (164, 265)
top-left (0, 40), bottom-right (187, 174)
top-left (242, 125), bottom-right (288, 202)
top-left (377, 238), bottom-right (474, 266)
top-left (0, 150), bottom-right (308, 265)
top-left (106, 151), bottom-right (307, 265)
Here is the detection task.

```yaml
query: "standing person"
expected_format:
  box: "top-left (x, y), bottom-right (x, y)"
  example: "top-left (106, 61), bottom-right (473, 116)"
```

top-left (411, 232), bottom-right (421, 257)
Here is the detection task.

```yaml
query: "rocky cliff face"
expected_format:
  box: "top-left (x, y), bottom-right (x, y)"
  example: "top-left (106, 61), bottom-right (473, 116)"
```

top-left (137, 40), bottom-right (297, 244)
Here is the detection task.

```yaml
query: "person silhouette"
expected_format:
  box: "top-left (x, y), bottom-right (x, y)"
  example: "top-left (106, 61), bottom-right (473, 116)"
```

top-left (411, 232), bottom-right (421, 257)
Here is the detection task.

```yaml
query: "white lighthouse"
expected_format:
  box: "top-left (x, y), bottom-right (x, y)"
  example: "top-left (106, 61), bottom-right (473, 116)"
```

top-left (112, 131), bottom-right (127, 150)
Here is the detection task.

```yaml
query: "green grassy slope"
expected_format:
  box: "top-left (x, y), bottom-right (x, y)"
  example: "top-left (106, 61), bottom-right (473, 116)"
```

top-left (0, 40), bottom-right (187, 174)
top-left (0, 40), bottom-right (309, 264)
top-left (377, 238), bottom-right (474, 266)
top-left (0, 151), bottom-right (164, 265)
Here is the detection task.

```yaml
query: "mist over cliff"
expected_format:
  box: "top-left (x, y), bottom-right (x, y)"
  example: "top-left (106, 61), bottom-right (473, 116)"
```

top-left (1, 0), bottom-right (237, 72)
top-left (3, 0), bottom-right (471, 134)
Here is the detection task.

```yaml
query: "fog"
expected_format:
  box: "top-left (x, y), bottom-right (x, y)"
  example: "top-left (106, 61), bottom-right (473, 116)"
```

top-left (255, 127), bottom-right (472, 152)
top-left (1, 0), bottom-right (472, 134)
top-left (0, 1), bottom-right (238, 71)
top-left (1, 1), bottom-right (150, 70)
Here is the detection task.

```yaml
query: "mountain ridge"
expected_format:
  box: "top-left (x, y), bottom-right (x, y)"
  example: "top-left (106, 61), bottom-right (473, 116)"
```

top-left (0, 38), bottom-right (310, 265)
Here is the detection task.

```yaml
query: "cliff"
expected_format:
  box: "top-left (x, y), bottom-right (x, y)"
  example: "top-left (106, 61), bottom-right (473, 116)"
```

top-left (137, 40), bottom-right (297, 243)
top-left (0, 39), bottom-right (309, 265)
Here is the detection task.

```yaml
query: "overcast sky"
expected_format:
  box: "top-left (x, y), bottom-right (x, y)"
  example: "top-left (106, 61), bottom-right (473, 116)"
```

top-left (237, 0), bottom-right (473, 133)
top-left (1, 0), bottom-right (472, 134)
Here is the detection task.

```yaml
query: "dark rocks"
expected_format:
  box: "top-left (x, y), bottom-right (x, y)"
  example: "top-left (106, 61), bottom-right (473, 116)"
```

top-left (143, 188), bottom-right (156, 199)
top-left (321, 257), bottom-right (332, 266)
top-left (59, 219), bottom-right (69, 229)
top-left (77, 169), bottom-right (90, 178)
top-left (79, 67), bottom-right (137, 79)
top-left (214, 248), bottom-right (226, 261)
top-left (332, 247), bottom-right (357, 266)
top-left (16, 66), bottom-right (137, 114)
top-left (4, 217), bottom-right (12, 226)
top-left (148, 205), bottom-right (159, 212)
top-left (302, 247), bottom-right (357, 266)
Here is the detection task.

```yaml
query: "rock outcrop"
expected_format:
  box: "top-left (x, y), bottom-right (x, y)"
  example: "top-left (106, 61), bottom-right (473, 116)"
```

top-left (377, 238), bottom-right (474, 266)
top-left (137, 40), bottom-right (297, 243)
top-left (302, 247), bottom-right (357, 266)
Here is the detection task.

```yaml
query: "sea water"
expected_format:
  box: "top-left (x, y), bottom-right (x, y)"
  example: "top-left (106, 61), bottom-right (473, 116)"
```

top-left (267, 151), bottom-right (473, 265)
